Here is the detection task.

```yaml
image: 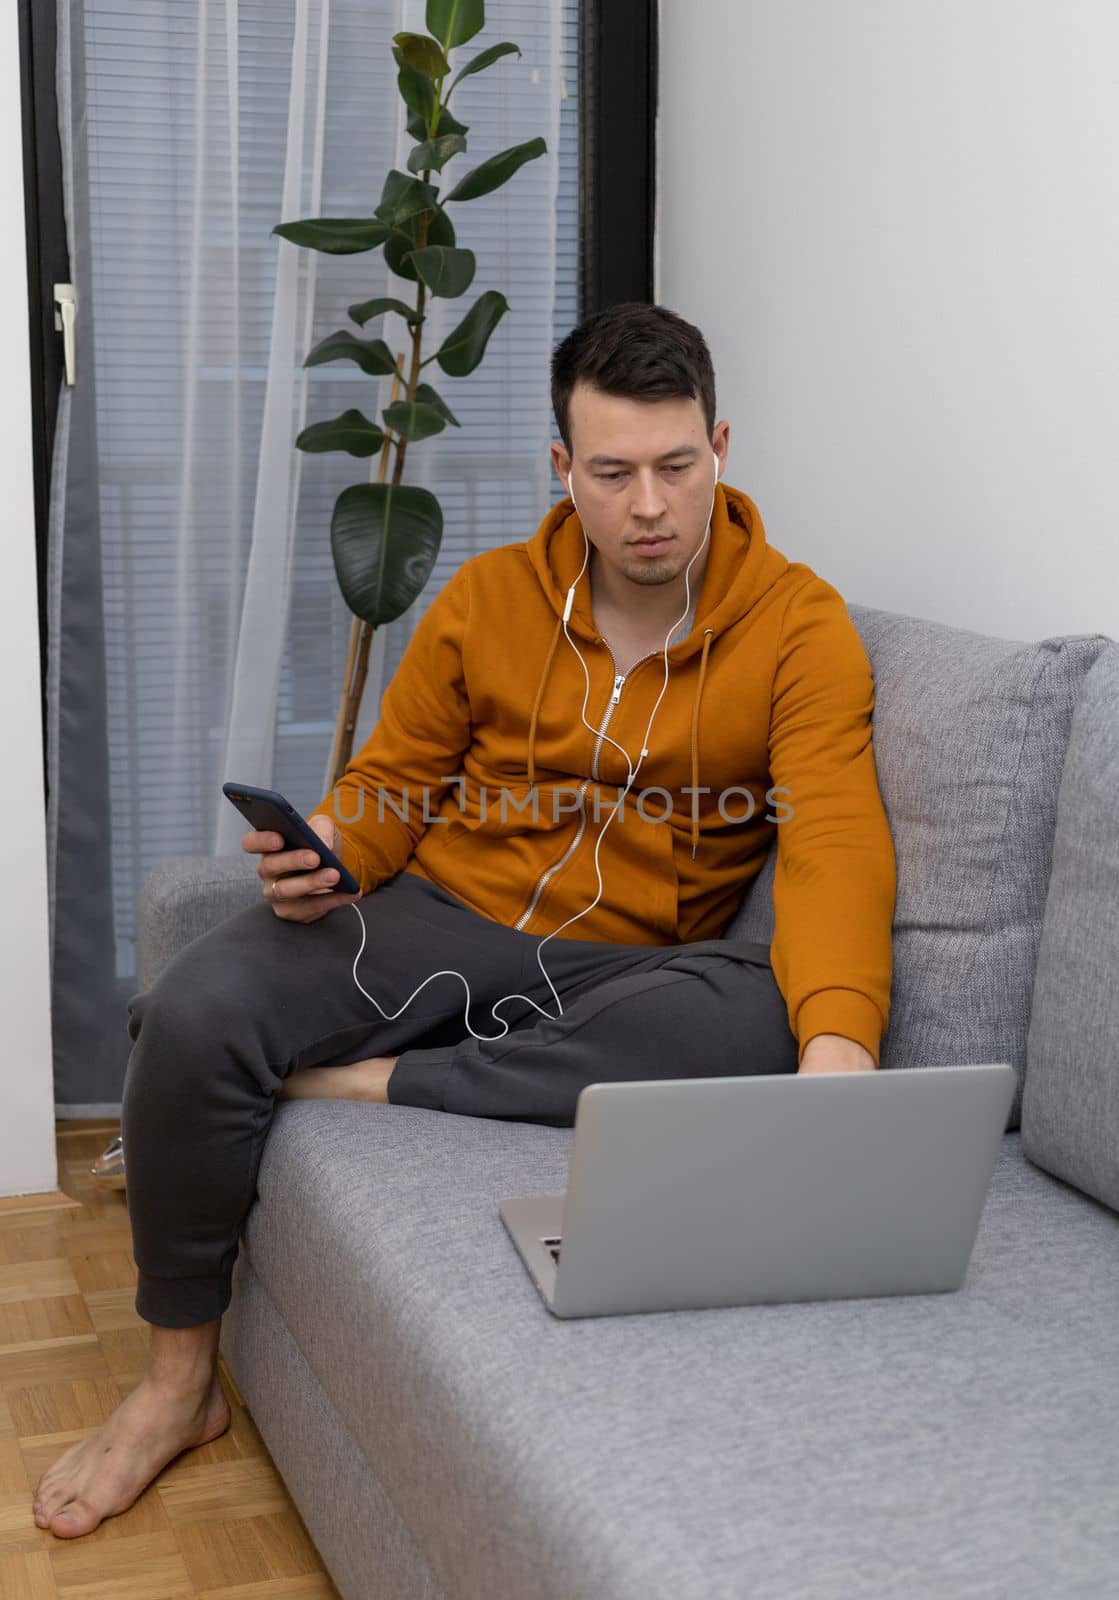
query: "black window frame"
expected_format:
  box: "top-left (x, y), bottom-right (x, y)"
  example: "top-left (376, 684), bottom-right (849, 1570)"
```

top-left (579, 0), bottom-right (658, 314)
top-left (19, 0), bottom-right (69, 801)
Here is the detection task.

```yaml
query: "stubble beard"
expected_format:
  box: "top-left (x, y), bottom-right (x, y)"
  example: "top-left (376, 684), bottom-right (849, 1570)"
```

top-left (620, 555), bottom-right (679, 586)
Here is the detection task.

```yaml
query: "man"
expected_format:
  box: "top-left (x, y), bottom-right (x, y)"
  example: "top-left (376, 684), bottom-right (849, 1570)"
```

top-left (31, 302), bottom-right (896, 1538)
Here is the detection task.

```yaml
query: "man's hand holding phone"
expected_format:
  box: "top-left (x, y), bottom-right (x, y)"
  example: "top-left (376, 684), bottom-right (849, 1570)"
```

top-left (243, 814), bottom-right (363, 924)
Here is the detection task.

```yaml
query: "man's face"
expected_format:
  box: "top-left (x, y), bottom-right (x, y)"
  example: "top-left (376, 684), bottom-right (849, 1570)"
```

top-left (550, 381), bottom-right (730, 592)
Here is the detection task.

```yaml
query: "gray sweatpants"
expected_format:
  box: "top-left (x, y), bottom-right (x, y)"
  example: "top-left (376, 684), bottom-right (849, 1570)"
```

top-left (121, 869), bottom-right (798, 1327)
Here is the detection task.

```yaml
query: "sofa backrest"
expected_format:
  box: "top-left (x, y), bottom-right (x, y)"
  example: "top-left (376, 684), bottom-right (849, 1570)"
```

top-left (1021, 642), bottom-right (1119, 1212)
top-left (723, 604), bottom-right (1114, 1130)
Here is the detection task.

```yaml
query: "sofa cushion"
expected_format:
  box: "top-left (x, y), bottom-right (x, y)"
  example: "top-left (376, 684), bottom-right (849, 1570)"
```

top-left (1021, 643), bottom-right (1119, 1213)
top-left (235, 1100), bottom-right (1119, 1600)
top-left (723, 609), bottom-right (1114, 1129)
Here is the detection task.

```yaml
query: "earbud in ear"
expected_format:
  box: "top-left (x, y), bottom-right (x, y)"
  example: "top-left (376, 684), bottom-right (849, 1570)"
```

top-left (712, 451), bottom-right (720, 479)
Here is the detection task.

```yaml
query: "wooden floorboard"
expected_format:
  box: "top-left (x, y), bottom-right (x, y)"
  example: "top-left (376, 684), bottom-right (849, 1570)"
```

top-left (0, 1123), bottom-right (341, 1598)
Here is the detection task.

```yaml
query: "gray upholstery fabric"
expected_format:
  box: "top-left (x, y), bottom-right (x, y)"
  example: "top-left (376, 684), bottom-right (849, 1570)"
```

top-left (136, 853), bottom-right (259, 989)
top-left (1021, 644), bottom-right (1119, 1214)
top-left (723, 609), bottom-right (1114, 1131)
top-left (221, 1256), bottom-right (448, 1600)
top-left (225, 1100), bottom-right (1119, 1600)
top-left (144, 608), bottom-right (1119, 1598)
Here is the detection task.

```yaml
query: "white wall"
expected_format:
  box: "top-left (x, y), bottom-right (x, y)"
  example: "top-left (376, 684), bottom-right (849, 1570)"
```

top-left (0, 5), bottom-right (60, 1196)
top-left (657, 1), bottom-right (1119, 642)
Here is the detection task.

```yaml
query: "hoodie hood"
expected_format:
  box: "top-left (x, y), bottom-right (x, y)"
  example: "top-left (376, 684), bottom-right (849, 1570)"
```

top-left (523, 482), bottom-right (787, 858)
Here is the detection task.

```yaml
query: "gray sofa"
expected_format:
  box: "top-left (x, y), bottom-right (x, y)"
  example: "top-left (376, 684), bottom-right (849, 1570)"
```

top-left (138, 603), bottom-right (1119, 1600)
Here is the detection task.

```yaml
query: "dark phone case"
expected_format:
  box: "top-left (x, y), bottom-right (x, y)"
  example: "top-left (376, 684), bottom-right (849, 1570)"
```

top-left (222, 782), bottom-right (361, 895)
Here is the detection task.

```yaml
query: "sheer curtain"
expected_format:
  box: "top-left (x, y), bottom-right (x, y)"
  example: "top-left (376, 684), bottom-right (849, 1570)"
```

top-left (48, 0), bottom-right (580, 1110)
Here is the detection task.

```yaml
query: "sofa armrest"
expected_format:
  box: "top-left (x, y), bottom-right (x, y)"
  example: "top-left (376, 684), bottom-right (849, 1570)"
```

top-left (137, 854), bottom-right (261, 991)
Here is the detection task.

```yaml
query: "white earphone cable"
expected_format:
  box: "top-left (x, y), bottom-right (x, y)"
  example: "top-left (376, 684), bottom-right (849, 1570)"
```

top-left (347, 451), bottom-right (721, 1042)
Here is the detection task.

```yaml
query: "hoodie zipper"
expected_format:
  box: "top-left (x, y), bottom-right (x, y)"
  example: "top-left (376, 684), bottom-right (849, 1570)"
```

top-left (589, 638), bottom-right (667, 781)
top-left (513, 636), bottom-right (668, 933)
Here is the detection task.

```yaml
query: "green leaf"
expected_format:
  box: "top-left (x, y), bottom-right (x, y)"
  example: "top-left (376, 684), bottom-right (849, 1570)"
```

top-left (296, 410), bottom-right (386, 458)
top-left (303, 331), bottom-right (399, 376)
top-left (413, 381), bottom-right (460, 427)
top-left (442, 137), bottom-right (547, 203)
top-left (273, 217), bottom-right (389, 255)
top-left (447, 41), bottom-right (521, 98)
top-left (331, 483), bottom-right (443, 626)
top-left (393, 47), bottom-right (435, 123)
top-left (426, 0), bottom-right (484, 51)
top-left (406, 105), bottom-right (468, 142)
top-left (348, 297), bottom-right (425, 329)
top-left (374, 170), bottom-right (440, 227)
top-left (407, 133), bottom-right (467, 175)
top-left (431, 289), bottom-right (508, 377)
top-left (384, 205), bottom-right (456, 282)
top-left (392, 31), bottom-right (450, 78)
top-left (405, 245), bottom-right (475, 298)
top-left (382, 400), bottom-right (448, 442)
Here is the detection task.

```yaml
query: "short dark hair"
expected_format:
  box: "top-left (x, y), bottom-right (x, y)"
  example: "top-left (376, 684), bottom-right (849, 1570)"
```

top-left (550, 302), bottom-right (717, 456)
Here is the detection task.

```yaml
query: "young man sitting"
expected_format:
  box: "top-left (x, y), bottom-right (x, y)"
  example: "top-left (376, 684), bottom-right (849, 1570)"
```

top-left (32, 301), bottom-right (895, 1538)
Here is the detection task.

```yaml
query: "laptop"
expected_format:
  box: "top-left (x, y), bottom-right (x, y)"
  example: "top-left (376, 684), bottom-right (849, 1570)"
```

top-left (499, 1063), bottom-right (1017, 1318)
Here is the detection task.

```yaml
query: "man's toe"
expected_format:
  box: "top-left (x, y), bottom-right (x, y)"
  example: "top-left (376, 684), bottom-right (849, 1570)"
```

top-left (49, 1497), bottom-right (101, 1538)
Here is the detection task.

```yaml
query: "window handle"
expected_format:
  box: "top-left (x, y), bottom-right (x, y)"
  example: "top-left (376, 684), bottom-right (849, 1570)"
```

top-left (53, 283), bottom-right (77, 386)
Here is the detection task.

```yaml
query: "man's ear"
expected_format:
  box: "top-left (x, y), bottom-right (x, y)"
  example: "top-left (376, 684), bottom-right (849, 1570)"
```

top-left (550, 443), bottom-right (572, 486)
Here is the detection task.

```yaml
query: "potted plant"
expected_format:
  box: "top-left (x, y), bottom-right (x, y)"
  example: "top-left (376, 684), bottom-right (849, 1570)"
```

top-left (275, 0), bottom-right (546, 789)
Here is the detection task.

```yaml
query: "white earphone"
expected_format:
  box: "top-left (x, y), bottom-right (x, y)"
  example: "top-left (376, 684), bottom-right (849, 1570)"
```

top-left (558, 447), bottom-right (719, 820)
top-left (346, 450), bottom-right (723, 1041)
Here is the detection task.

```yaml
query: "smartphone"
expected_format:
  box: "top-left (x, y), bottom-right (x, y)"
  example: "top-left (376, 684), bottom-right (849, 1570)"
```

top-left (222, 781), bottom-right (361, 895)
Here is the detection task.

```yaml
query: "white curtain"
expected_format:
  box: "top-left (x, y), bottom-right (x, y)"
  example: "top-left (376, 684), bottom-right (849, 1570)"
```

top-left (47, 0), bottom-right (579, 1108)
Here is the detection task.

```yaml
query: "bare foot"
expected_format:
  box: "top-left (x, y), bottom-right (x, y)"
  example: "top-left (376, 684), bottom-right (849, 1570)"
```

top-left (278, 1056), bottom-right (397, 1103)
top-left (31, 1371), bottom-right (231, 1538)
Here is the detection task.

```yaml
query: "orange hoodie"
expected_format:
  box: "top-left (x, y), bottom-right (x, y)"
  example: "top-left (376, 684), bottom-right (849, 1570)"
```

top-left (311, 482), bottom-right (896, 1066)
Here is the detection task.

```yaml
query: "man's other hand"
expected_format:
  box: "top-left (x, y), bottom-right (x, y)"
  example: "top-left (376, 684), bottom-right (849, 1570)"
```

top-left (798, 1033), bottom-right (877, 1074)
top-left (242, 813), bottom-right (363, 924)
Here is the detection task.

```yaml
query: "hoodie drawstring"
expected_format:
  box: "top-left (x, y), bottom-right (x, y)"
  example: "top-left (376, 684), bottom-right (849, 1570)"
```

top-left (690, 629), bottom-right (715, 858)
top-left (528, 620), bottom-right (716, 860)
top-left (527, 617), bottom-right (563, 787)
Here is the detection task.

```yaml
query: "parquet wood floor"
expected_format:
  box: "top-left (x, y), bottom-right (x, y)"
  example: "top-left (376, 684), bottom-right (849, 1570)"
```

top-left (0, 1120), bottom-right (340, 1598)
